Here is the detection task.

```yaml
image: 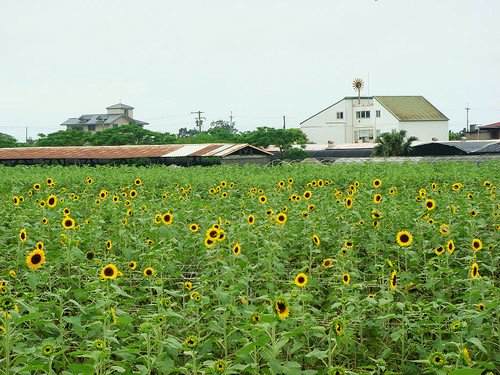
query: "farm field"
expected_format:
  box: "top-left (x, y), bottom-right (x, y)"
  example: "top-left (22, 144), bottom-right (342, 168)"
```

top-left (0, 161), bottom-right (498, 375)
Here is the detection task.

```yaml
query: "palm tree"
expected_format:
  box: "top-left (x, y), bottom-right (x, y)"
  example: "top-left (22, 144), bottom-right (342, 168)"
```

top-left (352, 78), bottom-right (364, 104)
top-left (371, 130), bottom-right (418, 157)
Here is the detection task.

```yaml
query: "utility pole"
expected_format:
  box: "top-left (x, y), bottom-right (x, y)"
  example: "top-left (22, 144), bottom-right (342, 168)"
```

top-left (191, 111), bottom-right (205, 133)
top-left (465, 103), bottom-right (470, 133)
top-left (229, 111), bottom-right (234, 128)
top-left (283, 115), bottom-right (286, 130)
top-left (26, 127), bottom-right (28, 143)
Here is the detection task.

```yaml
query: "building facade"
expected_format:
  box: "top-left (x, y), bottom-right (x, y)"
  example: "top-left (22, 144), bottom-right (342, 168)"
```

top-left (300, 96), bottom-right (449, 145)
top-left (61, 103), bottom-right (148, 132)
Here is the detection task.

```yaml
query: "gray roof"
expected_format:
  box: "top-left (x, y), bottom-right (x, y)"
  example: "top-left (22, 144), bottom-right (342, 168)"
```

top-left (437, 141), bottom-right (498, 153)
top-left (61, 113), bottom-right (148, 126)
top-left (475, 141), bottom-right (500, 154)
top-left (106, 103), bottom-right (134, 110)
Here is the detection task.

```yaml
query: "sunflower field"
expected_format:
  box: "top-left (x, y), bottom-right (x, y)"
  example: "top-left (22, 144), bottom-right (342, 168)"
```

top-left (0, 161), bottom-right (498, 375)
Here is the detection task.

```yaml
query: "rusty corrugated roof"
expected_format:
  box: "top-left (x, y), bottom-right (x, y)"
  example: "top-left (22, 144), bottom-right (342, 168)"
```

top-left (0, 144), bottom-right (272, 160)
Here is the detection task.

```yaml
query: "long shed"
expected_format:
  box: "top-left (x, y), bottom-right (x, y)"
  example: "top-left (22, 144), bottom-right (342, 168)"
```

top-left (0, 144), bottom-right (272, 166)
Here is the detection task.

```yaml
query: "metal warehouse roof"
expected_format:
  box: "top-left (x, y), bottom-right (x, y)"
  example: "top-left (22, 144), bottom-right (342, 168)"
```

top-left (374, 96), bottom-right (449, 122)
top-left (481, 122), bottom-right (500, 129)
top-left (106, 103), bottom-right (134, 110)
top-left (0, 144), bottom-right (272, 160)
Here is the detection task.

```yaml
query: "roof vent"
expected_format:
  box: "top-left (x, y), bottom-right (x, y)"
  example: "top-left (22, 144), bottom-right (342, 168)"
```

top-left (326, 140), bottom-right (335, 150)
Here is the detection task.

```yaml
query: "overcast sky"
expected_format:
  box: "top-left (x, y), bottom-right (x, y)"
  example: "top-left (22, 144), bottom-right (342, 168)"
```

top-left (1, 0), bottom-right (499, 141)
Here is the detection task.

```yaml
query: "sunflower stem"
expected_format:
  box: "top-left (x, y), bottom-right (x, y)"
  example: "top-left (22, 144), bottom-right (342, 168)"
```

top-left (3, 316), bottom-right (10, 375)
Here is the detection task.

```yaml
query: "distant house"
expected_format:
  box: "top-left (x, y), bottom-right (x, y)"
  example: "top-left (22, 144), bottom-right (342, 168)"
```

top-left (300, 96), bottom-right (449, 145)
top-left (61, 103), bottom-right (149, 132)
top-left (466, 122), bottom-right (500, 140)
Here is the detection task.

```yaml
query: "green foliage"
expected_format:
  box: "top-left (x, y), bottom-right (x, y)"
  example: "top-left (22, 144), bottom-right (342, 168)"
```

top-left (89, 125), bottom-right (176, 146)
top-left (0, 161), bottom-right (498, 374)
top-left (0, 133), bottom-right (19, 148)
top-left (35, 130), bottom-right (92, 147)
top-left (372, 129), bottom-right (418, 157)
top-left (449, 129), bottom-right (466, 141)
top-left (241, 127), bottom-right (307, 157)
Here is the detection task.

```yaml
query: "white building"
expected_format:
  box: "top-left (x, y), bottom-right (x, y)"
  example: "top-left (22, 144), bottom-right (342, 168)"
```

top-left (300, 96), bottom-right (449, 145)
top-left (61, 103), bottom-right (148, 132)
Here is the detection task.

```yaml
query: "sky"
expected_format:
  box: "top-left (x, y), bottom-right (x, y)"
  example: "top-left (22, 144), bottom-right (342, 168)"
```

top-left (1, 0), bottom-right (499, 142)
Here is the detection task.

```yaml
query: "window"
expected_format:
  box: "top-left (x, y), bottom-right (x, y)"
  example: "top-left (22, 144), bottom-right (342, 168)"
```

top-left (356, 110), bottom-right (370, 119)
top-left (376, 110), bottom-right (381, 118)
top-left (355, 129), bottom-right (375, 142)
top-left (113, 124), bottom-right (119, 128)
top-left (87, 125), bottom-right (96, 131)
top-left (336, 111), bottom-right (344, 119)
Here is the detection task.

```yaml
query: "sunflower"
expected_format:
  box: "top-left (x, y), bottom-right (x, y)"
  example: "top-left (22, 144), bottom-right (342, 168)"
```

top-left (33, 183), bottom-right (41, 191)
top-left (322, 258), bottom-right (333, 269)
top-left (146, 238), bottom-right (154, 246)
top-left (470, 262), bottom-right (479, 278)
top-left (303, 190), bottom-right (312, 200)
top-left (447, 239), bottom-right (455, 254)
top-left (220, 191), bottom-right (228, 199)
top-left (275, 298), bottom-right (289, 319)
top-left (12, 196), bottom-right (20, 206)
top-left (184, 336), bottom-right (198, 348)
top-left (86, 177), bottom-right (93, 185)
top-left (471, 238), bottom-right (482, 251)
top-left (334, 321), bottom-right (344, 335)
top-left (388, 187), bottom-right (397, 195)
top-left (94, 339), bottom-right (105, 350)
top-left (0, 325), bottom-right (6, 334)
top-left (105, 240), bottom-right (112, 251)
top-left (344, 241), bottom-right (353, 249)
top-left (42, 344), bottom-right (54, 356)
top-left (9, 270), bottom-right (16, 278)
top-left (204, 238), bottom-right (215, 248)
top-left (259, 195), bottom-right (267, 204)
top-left (276, 212), bottom-right (287, 225)
top-left (45, 194), bottom-right (57, 208)
top-left (477, 302), bottom-right (485, 312)
top-left (439, 224), bottom-right (451, 235)
top-left (129, 189), bottom-right (138, 198)
top-left (62, 217), bottom-right (75, 230)
top-left (134, 178), bottom-right (142, 186)
top-left (128, 261), bottom-right (137, 270)
top-left (345, 197), bottom-right (353, 209)
top-left (390, 269), bottom-right (397, 290)
top-left (373, 178), bottom-right (382, 188)
top-left (36, 241), bottom-right (44, 250)
top-left (371, 209), bottom-right (382, 219)
top-left (217, 230), bottom-right (226, 241)
top-left (452, 183), bottom-right (462, 191)
top-left (435, 246), bottom-right (445, 256)
top-left (190, 291), bottom-right (201, 301)
top-left (86, 251), bottom-right (95, 260)
top-left (396, 230), bottom-right (413, 247)
top-left (187, 223), bottom-right (199, 233)
top-left (26, 249), bottom-right (46, 270)
top-left (341, 273), bottom-right (350, 285)
top-left (206, 227), bottom-right (220, 239)
top-left (312, 234), bottom-right (320, 246)
top-left (429, 352), bottom-right (445, 368)
top-left (462, 347), bottom-right (472, 366)
top-left (373, 194), bottom-right (382, 203)
top-left (248, 214), bottom-right (255, 225)
top-left (19, 229), bottom-right (27, 242)
top-left (214, 359), bottom-right (226, 372)
top-left (250, 313), bottom-right (261, 324)
top-left (184, 281), bottom-right (193, 291)
top-left (162, 211), bottom-right (173, 225)
top-left (232, 242), bottom-right (242, 255)
top-left (294, 272), bottom-right (308, 287)
top-left (101, 264), bottom-right (119, 280)
top-left (143, 267), bottom-right (155, 277)
top-left (425, 199), bottom-right (436, 211)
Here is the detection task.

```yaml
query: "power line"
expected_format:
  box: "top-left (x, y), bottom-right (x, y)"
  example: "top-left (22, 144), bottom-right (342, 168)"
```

top-left (191, 111), bottom-right (205, 133)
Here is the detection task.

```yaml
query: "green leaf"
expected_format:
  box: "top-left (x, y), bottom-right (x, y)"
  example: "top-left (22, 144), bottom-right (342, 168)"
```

top-left (467, 338), bottom-right (488, 354)
top-left (305, 349), bottom-right (329, 359)
top-left (110, 365), bottom-right (126, 373)
top-left (448, 369), bottom-right (484, 375)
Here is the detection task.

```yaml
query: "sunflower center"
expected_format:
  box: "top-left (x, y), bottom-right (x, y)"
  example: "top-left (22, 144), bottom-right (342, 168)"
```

top-left (298, 277), bottom-right (305, 284)
top-left (277, 302), bottom-right (286, 313)
top-left (31, 254), bottom-right (42, 264)
top-left (400, 234), bottom-right (409, 243)
top-left (473, 241), bottom-right (480, 249)
top-left (344, 275), bottom-right (348, 282)
top-left (146, 269), bottom-right (152, 275)
top-left (104, 267), bottom-right (114, 276)
top-left (65, 220), bottom-right (72, 226)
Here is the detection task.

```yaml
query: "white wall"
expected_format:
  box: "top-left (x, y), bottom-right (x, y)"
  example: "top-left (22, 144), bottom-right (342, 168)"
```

top-left (301, 100), bottom-right (347, 144)
top-left (399, 121), bottom-right (449, 142)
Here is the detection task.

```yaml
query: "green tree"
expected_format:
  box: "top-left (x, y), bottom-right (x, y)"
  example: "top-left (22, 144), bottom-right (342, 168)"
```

top-left (35, 130), bottom-right (91, 147)
top-left (449, 128), bottom-right (466, 140)
top-left (177, 127), bottom-right (199, 138)
top-left (371, 129), bottom-right (418, 157)
top-left (88, 125), bottom-right (176, 146)
top-left (241, 127), bottom-right (307, 158)
top-left (0, 133), bottom-right (20, 148)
